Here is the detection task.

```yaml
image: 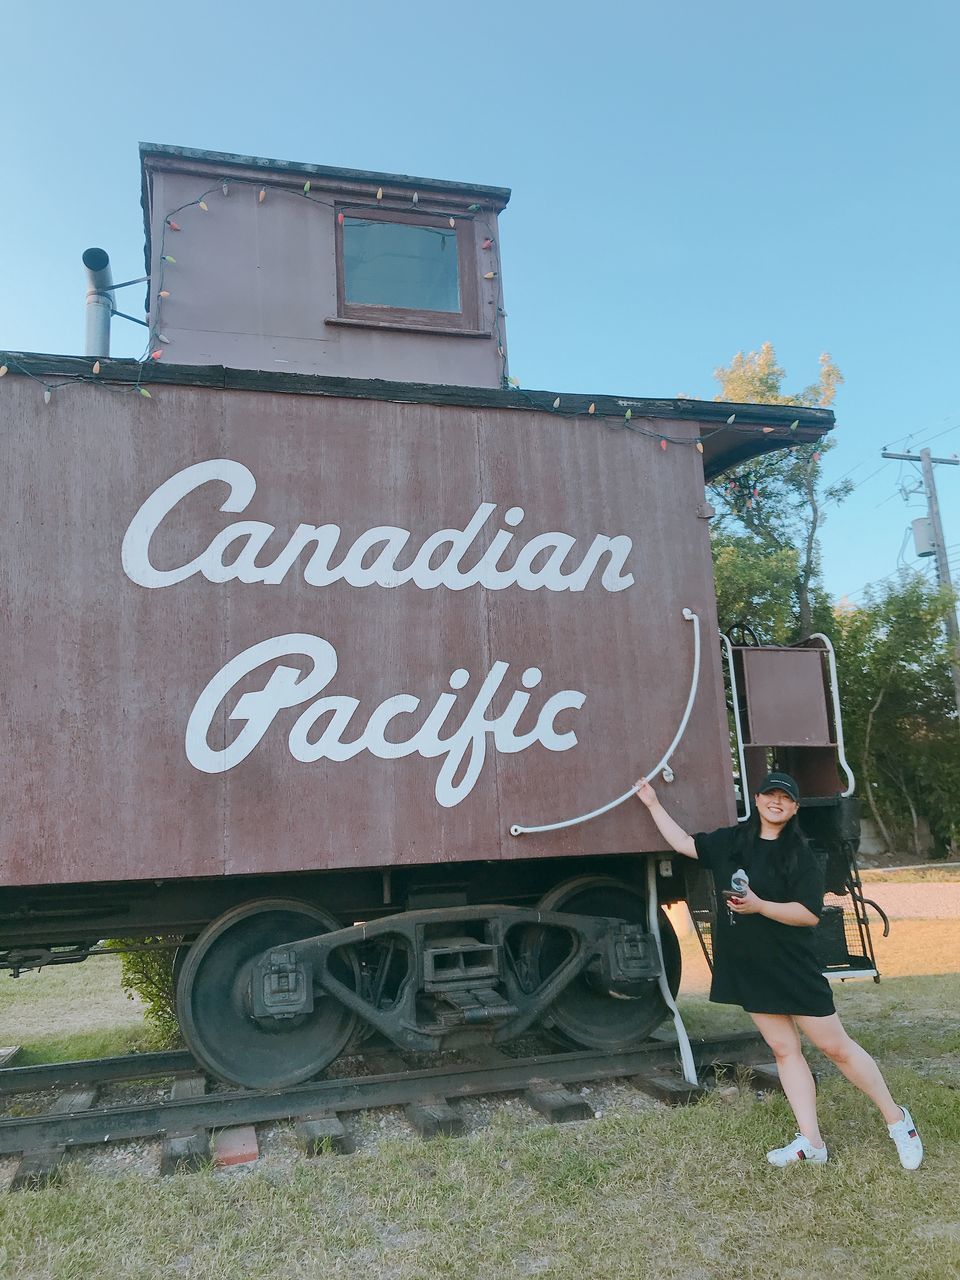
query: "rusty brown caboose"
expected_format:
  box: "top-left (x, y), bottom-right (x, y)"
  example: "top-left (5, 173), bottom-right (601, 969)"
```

top-left (0, 146), bottom-right (862, 1088)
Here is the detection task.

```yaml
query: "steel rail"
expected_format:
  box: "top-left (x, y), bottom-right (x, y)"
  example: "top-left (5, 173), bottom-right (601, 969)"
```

top-left (0, 1050), bottom-right (199, 1096)
top-left (0, 1032), bottom-right (764, 1156)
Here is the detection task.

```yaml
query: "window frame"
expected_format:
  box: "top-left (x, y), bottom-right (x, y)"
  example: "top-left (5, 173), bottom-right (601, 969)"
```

top-left (333, 204), bottom-right (483, 335)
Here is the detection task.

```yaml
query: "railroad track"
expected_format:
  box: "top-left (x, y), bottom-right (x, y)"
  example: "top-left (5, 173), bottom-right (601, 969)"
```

top-left (1, 1031), bottom-right (779, 1190)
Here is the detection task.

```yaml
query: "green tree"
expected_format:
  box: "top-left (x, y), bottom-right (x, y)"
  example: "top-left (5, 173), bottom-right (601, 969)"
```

top-left (711, 533), bottom-right (799, 645)
top-left (710, 343), bottom-right (849, 639)
top-left (829, 576), bottom-right (960, 856)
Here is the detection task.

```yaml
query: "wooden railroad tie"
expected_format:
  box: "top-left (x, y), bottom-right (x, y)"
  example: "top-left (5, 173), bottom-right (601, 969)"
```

top-left (295, 1111), bottom-right (356, 1155)
top-left (213, 1126), bottom-right (259, 1167)
top-left (404, 1095), bottom-right (466, 1139)
top-left (10, 1088), bottom-right (99, 1192)
top-left (629, 1072), bottom-right (708, 1106)
top-left (160, 1075), bottom-right (211, 1176)
top-left (742, 1063), bottom-right (786, 1095)
top-left (525, 1080), bottom-right (593, 1123)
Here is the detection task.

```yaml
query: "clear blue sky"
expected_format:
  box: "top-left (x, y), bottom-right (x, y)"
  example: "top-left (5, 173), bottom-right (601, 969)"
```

top-left (3, 0), bottom-right (957, 605)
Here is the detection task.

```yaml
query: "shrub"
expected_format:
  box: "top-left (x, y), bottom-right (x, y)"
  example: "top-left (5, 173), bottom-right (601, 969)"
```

top-left (105, 938), bottom-right (182, 1047)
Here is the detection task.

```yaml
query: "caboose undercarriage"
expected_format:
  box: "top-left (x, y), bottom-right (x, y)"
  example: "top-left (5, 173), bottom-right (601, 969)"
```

top-left (175, 883), bottom-right (682, 1089)
top-left (0, 855), bottom-right (685, 1089)
top-left (2, 793), bottom-right (875, 1093)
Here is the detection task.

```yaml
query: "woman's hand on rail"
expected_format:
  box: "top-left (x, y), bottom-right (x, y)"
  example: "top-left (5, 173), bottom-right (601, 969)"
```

top-left (634, 778), bottom-right (696, 857)
top-left (634, 779), bottom-right (657, 808)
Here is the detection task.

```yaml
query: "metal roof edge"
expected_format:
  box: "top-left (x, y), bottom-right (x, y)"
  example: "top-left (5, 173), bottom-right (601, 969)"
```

top-left (138, 143), bottom-right (512, 204)
top-left (0, 352), bottom-right (834, 429)
top-left (0, 353), bottom-right (834, 485)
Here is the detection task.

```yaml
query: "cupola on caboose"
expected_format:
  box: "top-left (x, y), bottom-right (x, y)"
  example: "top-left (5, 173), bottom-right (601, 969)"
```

top-left (139, 143), bottom-right (511, 385)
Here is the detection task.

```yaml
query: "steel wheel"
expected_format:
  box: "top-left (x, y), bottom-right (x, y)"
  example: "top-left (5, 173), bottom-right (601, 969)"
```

top-left (522, 876), bottom-right (681, 1052)
top-left (176, 898), bottom-right (358, 1089)
top-left (172, 942), bottom-right (191, 992)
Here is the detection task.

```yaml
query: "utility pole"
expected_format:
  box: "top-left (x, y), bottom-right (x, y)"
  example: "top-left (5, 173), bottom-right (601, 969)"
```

top-left (882, 447), bottom-right (960, 720)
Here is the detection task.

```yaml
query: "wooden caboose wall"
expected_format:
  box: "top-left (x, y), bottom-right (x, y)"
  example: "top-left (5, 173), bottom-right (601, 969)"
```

top-left (1, 361), bottom-right (833, 889)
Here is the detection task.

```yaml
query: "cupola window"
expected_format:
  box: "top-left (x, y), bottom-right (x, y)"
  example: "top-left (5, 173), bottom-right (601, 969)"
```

top-left (335, 205), bottom-right (481, 334)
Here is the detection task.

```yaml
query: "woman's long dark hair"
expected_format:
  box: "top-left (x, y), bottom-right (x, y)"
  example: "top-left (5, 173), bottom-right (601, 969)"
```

top-left (734, 807), bottom-right (808, 879)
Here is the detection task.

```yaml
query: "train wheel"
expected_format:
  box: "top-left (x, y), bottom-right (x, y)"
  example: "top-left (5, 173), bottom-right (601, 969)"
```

top-left (522, 876), bottom-right (681, 1052)
top-left (171, 941), bottom-right (191, 992)
top-left (175, 898), bottom-right (358, 1089)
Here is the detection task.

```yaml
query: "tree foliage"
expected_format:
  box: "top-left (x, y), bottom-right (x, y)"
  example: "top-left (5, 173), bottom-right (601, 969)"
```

top-left (709, 343), bottom-right (849, 639)
top-left (828, 576), bottom-right (960, 856)
top-left (707, 343), bottom-right (958, 856)
top-left (713, 343), bottom-right (843, 409)
top-left (711, 534), bottom-right (800, 645)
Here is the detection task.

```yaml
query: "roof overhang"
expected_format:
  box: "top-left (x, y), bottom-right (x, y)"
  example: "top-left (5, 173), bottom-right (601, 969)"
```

top-left (139, 143), bottom-right (512, 281)
top-left (0, 353), bottom-right (833, 480)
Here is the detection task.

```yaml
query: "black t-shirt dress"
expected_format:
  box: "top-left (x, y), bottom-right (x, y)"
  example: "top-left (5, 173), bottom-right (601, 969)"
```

top-left (693, 825), bottom-right (835, 1018)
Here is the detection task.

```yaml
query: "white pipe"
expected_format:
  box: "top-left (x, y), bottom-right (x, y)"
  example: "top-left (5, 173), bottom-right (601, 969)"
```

top-left (806, 633), bottom-right (855, 797)
top-left (82, 247), bottom-right (114, 358)
top-left (719, 632), bottom-right (751, 824)
top-left (646, 856), bottom-right (698, 1086)
top-left (510, 608), bottom-right (701, 837)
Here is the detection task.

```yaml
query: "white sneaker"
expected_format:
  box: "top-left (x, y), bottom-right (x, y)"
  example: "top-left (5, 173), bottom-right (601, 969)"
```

top-left (888, 1106), bottom-right (923, 1170)
top-left (766, 1134), bottom-right (828, 1166)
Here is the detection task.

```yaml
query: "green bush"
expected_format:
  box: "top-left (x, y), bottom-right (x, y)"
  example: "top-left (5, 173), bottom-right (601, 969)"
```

top-left (105, 938), bottom-right (183, 1047)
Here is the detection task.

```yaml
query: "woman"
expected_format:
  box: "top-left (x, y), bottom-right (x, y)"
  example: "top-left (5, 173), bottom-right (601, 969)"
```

top-left (636, 770), bottom-right (923, 1169)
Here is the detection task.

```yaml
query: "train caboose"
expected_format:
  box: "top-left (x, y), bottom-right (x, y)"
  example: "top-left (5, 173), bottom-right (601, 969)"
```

top-left (0, 145), bottom-right (864, 1089)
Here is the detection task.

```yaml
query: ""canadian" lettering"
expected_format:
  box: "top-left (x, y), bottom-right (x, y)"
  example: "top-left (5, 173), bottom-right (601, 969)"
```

top-left (121, 459), bottom-right (635, 594)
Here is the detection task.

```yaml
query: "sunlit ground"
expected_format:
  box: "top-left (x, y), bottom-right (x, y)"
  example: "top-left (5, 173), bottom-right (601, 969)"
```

top-left (672, 912), bottom-right (959, 997)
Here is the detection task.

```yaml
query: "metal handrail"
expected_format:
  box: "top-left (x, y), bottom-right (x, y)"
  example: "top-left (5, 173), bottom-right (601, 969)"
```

top-left (511, 608), bottom-right (702, 837)
top-left (719, 631), bottom-right (751, 824)
top-left (801, 633), bottom-right (855, 797)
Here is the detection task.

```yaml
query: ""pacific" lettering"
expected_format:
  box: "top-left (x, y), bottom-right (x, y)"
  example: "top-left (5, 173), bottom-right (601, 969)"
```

top-left (185, 633), bottom-right (585, 808)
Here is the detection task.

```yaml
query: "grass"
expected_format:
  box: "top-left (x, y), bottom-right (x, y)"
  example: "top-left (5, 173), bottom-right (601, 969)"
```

top-left (1, 919), bottom-right (958, 1279)
top-left (0, 956), bottom-right (153, 1065)
top-left (0, 1073), bottom-right (958, 1280)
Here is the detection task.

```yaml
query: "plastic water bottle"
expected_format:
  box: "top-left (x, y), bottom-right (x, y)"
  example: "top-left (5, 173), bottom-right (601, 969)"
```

top-left (728, 869), bottom-right (749, 925)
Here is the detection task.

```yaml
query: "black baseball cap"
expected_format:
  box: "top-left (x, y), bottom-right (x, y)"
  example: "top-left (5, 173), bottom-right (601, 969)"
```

top-left (756, 771), bottom-right (800, 803)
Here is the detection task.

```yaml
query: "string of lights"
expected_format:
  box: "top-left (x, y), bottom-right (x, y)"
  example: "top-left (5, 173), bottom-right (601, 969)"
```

top-left (1, 173), bottom-right (828, 490)
top-left (146, 178), bottom-right (503, 369)
top-left (0, 354), bottom-right (152, 400)
top-left (146, 176), bottom-right (815, 462)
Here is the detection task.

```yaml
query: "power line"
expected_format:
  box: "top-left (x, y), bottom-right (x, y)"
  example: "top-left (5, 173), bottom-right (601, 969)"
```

top-left (843, 559), bottom-right (927, 600)
top-left (839, 531), bottom-right (960, 601)
top-left (911, 421), bottom-right (960, 452)
top-left (829, 417), bottom-right (958, 491)
top-left (822, 460), bottom-right (899, 512)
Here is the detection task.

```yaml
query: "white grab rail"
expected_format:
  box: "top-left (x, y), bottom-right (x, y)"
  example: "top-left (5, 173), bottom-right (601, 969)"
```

top-left (647, 857), bottom-right (698, 1086)
top-left (719, 631), bottom-right (751, 824)
top-left (510, 608), bottom-right (701, 837)
top-left (805, 632), bottom-right (855, 798)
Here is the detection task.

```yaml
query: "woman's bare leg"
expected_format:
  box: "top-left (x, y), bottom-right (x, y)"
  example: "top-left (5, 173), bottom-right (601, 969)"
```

top-left (794, 1013), bottom-right (902, 1125)
top-left (749, 1012), bottom-right (824, 1147)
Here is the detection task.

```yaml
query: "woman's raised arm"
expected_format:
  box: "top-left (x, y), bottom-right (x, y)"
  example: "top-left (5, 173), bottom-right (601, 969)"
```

top-left (635, 780), bottom-right (698, 859)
